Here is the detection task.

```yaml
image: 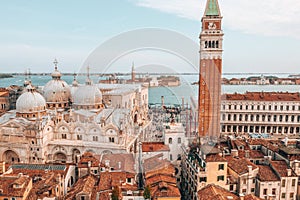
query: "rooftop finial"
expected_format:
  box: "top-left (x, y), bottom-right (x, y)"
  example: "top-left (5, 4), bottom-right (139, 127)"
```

top-left (86, 65), bottom-right (92, 85)
top-left (24, 68), bottom-right (31, 87)
top-left (73, 72), bottom-right (77, 81)
top-left (87, 65), bottom-right (90, 79)
top-left (51, 59), bottom-right (61, 79)
top-left (28, 68), bottom-right (32, 84)
top-left (53, 59), bottom-right (58, 70)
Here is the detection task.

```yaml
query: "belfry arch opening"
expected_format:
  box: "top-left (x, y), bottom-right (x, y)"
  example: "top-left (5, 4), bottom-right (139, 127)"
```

top-left (3, 150), bottom-right (20, 164)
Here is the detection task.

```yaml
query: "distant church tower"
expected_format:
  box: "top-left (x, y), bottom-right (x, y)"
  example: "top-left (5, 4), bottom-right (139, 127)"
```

top-left (198, 0), bottom-right (224, 139)
top-left (131, 62), bottom-right (136, 82)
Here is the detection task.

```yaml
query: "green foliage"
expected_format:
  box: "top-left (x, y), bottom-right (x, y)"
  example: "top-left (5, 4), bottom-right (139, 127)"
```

top-left (143, 185), bottom-right (151, 199)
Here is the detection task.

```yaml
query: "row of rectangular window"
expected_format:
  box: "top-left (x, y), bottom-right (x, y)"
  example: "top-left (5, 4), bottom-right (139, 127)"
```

top-left (223, 104), bottom-right (300, 111)
top-left (222, 114), bottom-right (300, 123)
top-left (61, 134), bottom-right (115, 143)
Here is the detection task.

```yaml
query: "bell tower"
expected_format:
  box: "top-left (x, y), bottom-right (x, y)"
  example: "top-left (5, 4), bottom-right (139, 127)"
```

top-left (198, 0), bottom-right (224, 140)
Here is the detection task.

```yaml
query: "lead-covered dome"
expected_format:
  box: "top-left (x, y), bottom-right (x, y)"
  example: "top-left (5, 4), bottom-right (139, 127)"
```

top-left (43, 79), bottom-right (71, 102)
top-left (43, 59), bottom-right (71, 108)
top-left (16, 85), bottom-right (46, 113)
top-left (72, 77), bottom-right (102, 109)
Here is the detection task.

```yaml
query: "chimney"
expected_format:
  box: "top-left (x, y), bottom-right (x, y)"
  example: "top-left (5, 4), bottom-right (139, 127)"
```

top-left (264, 156), bottom-right (271, 165)
top-left (248, 165), bottom-right (253, 174)
top-left (284, 136), bottom-right (288, 146)
top-left (287, 168), bottom-right (292, 176)
top-left (245, 150), bottom-right (250, 158)
top-left (231, 149), bottom-right (238, 157)
top-left (239, 194), bottom-right (244, 200)
top-left (118, 161), bottom-right (122, 169)
top-left (105, 160), bottom-right (110, 167)
top-left (88, 161), bottom-right (91, 174)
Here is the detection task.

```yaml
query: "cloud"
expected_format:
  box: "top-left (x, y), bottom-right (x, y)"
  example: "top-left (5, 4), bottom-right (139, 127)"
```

top-left (131, 0), bottom-right (300, 39)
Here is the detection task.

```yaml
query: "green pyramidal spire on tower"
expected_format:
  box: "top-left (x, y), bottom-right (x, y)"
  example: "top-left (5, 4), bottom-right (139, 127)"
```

top-left (204, 0), bottom-right (221, 16)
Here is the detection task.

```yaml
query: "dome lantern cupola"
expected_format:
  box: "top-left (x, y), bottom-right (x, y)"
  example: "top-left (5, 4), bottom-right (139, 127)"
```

top-left (51, 59), bottom-right (62, 80)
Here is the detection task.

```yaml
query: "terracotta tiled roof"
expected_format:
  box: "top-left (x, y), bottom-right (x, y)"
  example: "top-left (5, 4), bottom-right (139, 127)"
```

top-left (78, 152), bottom-right (101, 168)
top-left (150, 183), bottom-right (181, 198)
top-left (98, 171), bottom-right (137, 191)
top-left (238, 150), bottom-right (264, 159)
top-left (257, 165), bottom-right (280, 182)
top-left (143, 154), bottom-right (173, 173)
top-left (145, 164), bottom-right (175, 179)
top-left (270, 160), bottom-right (297, 177)
top-left (142, 142), bottom-right (170, 152)
top-left (222, 92), bottom-right (300, 102)
top-left (279, 146), bottom-right (300, 155)
top-left (197, 184), bottom-right (239, 200)
top-left (146, 174), bottom-right (176, 186)
top-left (205, 154), bottom-right (227, 162)
top-left (0, 175), bottom-right (31, 198)
top-left (144, 155), bottom-right (180, 199)
top-left (101, 153), bottom-right (135, 173)
top-left (229, 139), bottom-right (251, 150)
top-left (65, 174), bottom-right (97, 199)
top-left (226, 156), bottom-right (258, 175)
top-left (247, 139), bottom-right (283, 153)
top-left (26, 172), bottom-right (63, 200)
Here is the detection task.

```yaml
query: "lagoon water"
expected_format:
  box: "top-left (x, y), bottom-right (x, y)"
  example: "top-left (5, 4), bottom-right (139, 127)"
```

top-left (0, 74), bottom-right (299, 105)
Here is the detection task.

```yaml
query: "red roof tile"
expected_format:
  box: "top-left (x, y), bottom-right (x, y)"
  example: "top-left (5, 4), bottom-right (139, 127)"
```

top-left (222, 92), bottom-right (300, 102)
top-left (226, 156), bottom-right (258, 175)
top-left (257, 165), bottom-right (280, 182)
top-left (197, 184), bottom-right (239, 200)
top-left (270, 160), bottom-right (297, 177)
top-left (142, 142), bottom-right (170, 152)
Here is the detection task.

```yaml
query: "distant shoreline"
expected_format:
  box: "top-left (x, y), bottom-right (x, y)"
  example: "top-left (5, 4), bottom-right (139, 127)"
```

top-left (0, 74), bottom-right (13, 79)
top-left (0, 72), bottom-right (298, 76)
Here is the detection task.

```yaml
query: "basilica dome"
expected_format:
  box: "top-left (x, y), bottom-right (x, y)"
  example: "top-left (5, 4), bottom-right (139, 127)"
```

top-left (43, 59), bottom-right (71, 107)
top-left (73, 78), bottom-right (102, 109)
top-left (43, 79), bottom-right (71, 103)
top-left (16, 85), bottom-right (46, 113)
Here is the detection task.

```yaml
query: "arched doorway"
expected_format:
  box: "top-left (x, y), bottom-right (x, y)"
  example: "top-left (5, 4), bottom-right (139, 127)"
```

top-left (134, 112), bottom-right (138, 123)
top-left (53, 152), bottom-right (67, 163)
top-left (3, 150), bottom-right (20, 164)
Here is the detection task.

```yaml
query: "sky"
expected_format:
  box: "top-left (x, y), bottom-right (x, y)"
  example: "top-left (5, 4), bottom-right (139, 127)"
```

top-left (0, 0), bottom-right (300, 73)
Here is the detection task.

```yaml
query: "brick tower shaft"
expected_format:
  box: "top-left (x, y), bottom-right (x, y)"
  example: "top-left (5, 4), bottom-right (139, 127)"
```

top-left (198, 0), bottom-right (224, 140)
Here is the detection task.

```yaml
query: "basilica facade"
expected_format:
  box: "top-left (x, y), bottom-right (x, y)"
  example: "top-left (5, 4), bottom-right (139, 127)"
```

top-left (0, 61), bottom-right (149, 164)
